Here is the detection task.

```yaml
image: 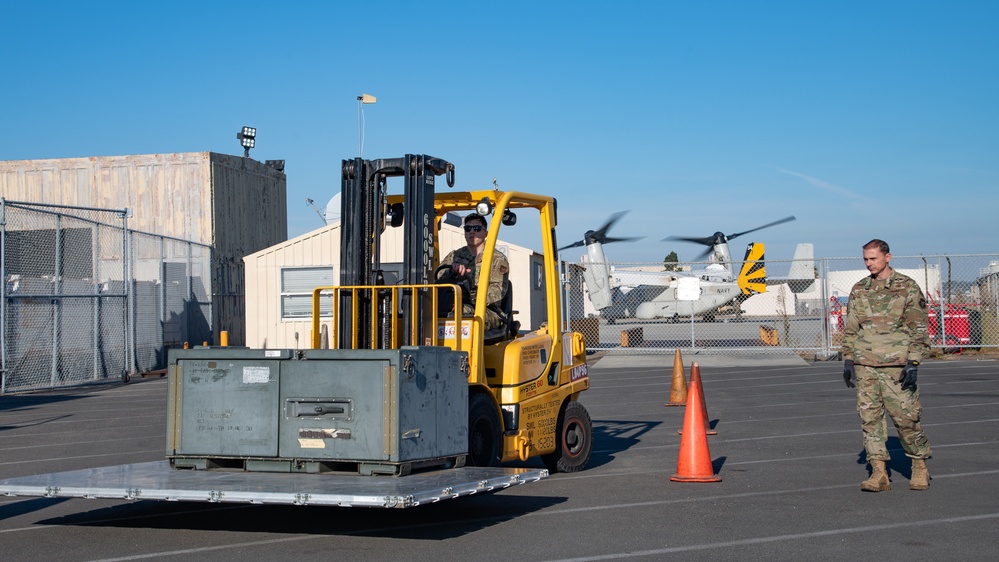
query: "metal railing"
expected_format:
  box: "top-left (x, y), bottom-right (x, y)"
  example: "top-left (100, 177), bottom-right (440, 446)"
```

top-left (311, 284), bottom-right (467, 351)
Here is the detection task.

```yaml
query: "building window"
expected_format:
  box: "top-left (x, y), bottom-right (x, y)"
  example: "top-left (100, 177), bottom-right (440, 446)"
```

top-left (281, 267), bottom-right (334, 319)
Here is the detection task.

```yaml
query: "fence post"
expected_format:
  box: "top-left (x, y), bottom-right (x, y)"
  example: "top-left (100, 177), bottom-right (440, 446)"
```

top-left (821, 257), bottom-right (831, 359)
top-left (125, 210), bottom-right (136, 378)
top-left (1, 199), bottom-right (6, 393)
top-left (92, 223), bottom-right (100, 381)
top-left (52, 214), bottom-right (62, 386)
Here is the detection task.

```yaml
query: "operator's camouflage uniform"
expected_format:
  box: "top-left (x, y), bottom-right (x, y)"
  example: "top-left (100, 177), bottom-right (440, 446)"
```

top-left (842, 269), bottom-right (931, 461)
top-left (441, 246), bottom-right (509, 331)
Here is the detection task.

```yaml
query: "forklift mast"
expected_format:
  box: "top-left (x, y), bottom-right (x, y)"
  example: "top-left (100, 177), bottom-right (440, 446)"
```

top-left (338, 154), bottom-right (455, 349)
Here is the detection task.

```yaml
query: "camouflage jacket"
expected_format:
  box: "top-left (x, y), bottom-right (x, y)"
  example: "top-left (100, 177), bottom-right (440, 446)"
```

top-left (841, 269), bottom-right (929, 366)
top-left (441, 245), bottom-right (509, 307)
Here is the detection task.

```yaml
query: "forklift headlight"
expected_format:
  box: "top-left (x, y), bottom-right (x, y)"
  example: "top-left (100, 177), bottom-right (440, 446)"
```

top-left (476, 197), bottom-right (493, 216)
top-left (500, 404), bottom-right (520, 431)
top-left (502, 209), bottom-right (517, 226)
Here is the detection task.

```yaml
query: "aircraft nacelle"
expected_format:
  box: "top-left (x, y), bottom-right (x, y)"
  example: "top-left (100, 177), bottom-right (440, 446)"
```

top-left (582, 243), bottom-right (614, 310)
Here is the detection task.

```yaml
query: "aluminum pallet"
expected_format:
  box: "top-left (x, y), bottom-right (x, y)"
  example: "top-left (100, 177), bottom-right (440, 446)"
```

top-left (0, 461), bottom-right (548, 508)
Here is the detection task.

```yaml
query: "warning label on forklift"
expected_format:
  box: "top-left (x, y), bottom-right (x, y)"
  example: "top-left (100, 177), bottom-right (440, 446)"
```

top-left (438, 320), bottom-right (471, 340)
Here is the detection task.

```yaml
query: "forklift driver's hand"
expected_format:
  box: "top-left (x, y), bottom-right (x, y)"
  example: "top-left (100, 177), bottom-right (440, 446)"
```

top-left (452, 263), bottom-right (468, 277)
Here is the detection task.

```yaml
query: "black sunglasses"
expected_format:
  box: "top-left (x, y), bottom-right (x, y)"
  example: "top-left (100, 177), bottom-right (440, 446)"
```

top-left (463, 225), bottom-right (484, 233)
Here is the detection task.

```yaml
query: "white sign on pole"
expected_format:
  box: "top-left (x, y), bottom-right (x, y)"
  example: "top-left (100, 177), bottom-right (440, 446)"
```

top-left (676, 277), bottom-right (701, 301)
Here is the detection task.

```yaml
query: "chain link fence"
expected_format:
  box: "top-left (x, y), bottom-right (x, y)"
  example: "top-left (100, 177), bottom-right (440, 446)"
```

top-left (1, 200), bottom-right (211, 393)
top-left (564, 253), bottom-right (999, 359)
top-left (131, 231), bottom-right (212, 375)
top-left (5, 198), bottom-right (996, 391)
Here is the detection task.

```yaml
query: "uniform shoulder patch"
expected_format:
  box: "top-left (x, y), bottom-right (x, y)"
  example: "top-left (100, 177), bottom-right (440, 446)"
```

top-left (919, 298), bottom-right (926, 309)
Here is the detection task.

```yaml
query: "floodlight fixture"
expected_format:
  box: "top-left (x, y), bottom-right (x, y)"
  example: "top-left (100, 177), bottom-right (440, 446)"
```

top-left (265, 159), bottom-right (285, 172)
top-left (236, 126), bottom-right (256, 157)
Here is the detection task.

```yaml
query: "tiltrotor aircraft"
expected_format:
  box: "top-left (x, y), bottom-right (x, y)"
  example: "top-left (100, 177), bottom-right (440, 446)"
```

top-left (559, 213), bottom-right (801, 322)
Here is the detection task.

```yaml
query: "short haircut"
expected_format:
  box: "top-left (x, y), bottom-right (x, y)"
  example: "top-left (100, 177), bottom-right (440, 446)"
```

top-left (464, 213), bottom-right (487, 227)
top-left (863, 239), bottom-right (890, 254)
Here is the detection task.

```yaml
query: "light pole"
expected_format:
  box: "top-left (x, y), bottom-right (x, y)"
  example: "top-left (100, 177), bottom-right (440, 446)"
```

top-left (357, 93), bottom-right (376, 157)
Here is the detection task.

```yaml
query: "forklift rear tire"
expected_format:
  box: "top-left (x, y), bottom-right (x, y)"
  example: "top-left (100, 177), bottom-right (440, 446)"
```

top-left (468, 393), bottom-right (502, 467)
top-left (542, 400), bottom-right (593, 473)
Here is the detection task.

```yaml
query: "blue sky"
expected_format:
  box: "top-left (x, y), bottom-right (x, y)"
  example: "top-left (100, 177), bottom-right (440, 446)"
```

top-left (2, 1), bottom-right (997, 264)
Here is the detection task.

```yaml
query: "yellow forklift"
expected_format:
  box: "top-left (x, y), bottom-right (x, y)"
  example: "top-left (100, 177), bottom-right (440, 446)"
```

top-left (315, 154), bottom-right (593, 473)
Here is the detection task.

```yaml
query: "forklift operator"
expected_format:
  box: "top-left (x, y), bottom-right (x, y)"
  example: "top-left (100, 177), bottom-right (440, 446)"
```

top-left (441, 213), bottom-right (509, 331)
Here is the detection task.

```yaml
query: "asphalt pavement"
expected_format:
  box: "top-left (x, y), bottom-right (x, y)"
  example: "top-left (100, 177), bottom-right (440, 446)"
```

top-left (1, 354), bottom-right (998, 561)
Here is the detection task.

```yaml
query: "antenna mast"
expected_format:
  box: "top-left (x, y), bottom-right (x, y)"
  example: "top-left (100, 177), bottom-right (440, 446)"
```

top-left (305, 198), bottom-right (327, 225)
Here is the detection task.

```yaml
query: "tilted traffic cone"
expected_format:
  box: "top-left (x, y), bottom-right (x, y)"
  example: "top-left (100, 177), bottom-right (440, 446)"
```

top-left (670, 369), bottom-right (722, 482)
top-left (678, 363), bottom-right (717, 435)
top-left (665, 349), bottom-right (688, 406)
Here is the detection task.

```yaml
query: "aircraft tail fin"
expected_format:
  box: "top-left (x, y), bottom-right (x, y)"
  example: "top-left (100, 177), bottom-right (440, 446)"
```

top-left (786, 243), bottom-right (816, 293)
top-left (737, 242), bottom-right (766, 295)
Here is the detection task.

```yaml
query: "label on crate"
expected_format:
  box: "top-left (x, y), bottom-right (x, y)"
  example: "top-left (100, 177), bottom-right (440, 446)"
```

top-left (242, 366), bottom-right (270, 384)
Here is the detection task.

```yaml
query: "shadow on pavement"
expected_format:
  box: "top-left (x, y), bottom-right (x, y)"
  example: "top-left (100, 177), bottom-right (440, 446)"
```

top-left (589, 420), bottom-right (662, 469)
top-left (36, 493), bottom-right (567, 539)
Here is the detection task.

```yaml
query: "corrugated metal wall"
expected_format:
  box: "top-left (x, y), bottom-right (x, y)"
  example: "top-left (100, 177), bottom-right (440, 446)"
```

top-left (207, 153), bottom-right (287, 345)
top-left (0, 152), bottom-right (287, 347)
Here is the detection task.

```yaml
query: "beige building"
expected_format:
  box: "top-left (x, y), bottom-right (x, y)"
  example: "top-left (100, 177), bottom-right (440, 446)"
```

top-left (0, 152), bottom-right (287, 346)
top-left (244, 218), bottom-right (547, 349)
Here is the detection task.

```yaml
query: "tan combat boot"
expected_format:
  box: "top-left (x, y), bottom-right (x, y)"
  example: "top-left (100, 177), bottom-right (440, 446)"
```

top-left (910, 458), bottom-right (930, 491)
top-left (861, 459), bottom-right (891, 492)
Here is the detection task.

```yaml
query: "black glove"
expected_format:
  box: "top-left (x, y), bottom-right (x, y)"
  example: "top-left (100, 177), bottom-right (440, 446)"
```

top-left (899, 360), bottom-right (919, 391)
top-left (843, 359), bottom-right (856, 388)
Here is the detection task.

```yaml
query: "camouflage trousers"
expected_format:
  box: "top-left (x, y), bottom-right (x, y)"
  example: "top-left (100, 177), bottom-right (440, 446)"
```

top-left (855, 364), bottom-right (931, 461)
top-left (459, 304), bottom-right (503, 332)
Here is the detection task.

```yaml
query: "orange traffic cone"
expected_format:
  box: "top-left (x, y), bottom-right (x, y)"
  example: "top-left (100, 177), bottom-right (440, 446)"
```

top-left (670, 366), bottom-right (722, 483)
top-left (678, 363), bottom-right (717, 435)
top-left (665, 349), bottom-right (687, 406)
top-left (692, 364), bottom-right (717, 435)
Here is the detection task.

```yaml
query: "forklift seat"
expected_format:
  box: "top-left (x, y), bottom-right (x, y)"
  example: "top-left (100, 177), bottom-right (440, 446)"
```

top-left (484, 280), bottom-right (519, 344)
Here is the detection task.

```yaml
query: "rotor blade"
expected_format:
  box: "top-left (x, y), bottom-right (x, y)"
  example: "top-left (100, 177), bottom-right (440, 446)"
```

top-left (557, 239), bottom-right (586, 251)
top-left (591, 211), bottom-right (629, 242)
top-left (603, 235), bottom-right (644, 245)
top-left (694, 246), bottom-right (714, 261)
top-left (559, 211), bottom-right (640, 251)
top-left (727, 216), bottom-right (796, 241)
top-left (662, 235), bottom-right (717, 246)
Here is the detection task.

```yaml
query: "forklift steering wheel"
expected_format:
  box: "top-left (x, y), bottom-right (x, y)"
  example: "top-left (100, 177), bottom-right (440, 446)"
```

top-left (435, 264), bottom-right (473, 307)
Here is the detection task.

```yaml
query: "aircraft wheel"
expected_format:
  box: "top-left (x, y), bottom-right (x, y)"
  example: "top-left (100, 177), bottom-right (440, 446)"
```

top-left (467, 393), bottom-right (502, 467)
top-left (542, 400), bottom-right (592, 473)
